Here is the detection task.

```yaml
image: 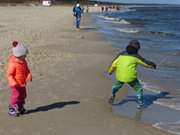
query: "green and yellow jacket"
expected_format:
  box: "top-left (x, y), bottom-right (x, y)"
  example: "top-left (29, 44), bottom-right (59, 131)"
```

top-left (108, 53), bottom-right (155, 83)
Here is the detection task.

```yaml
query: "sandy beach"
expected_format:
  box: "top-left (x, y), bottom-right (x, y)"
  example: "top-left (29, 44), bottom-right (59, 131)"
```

top-left (0, 4), bottom-right (172, 135)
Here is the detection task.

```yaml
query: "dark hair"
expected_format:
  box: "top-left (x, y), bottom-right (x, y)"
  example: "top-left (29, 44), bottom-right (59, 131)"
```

top-left (126, 39), bottom-right (141, 54)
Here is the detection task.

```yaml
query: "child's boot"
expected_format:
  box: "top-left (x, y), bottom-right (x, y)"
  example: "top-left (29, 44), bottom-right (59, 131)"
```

top-left (18, 105), bottom-right (27, 115)
top-left (8, 106), bottom-right (20, 117)
top-left (108, 95), bottom-right (115, 104)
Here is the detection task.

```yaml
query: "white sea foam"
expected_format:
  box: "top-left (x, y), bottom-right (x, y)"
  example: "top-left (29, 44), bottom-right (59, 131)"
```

top-left (141, 81), bottom-right (162, 93)
top-left (154, 101), bottom-right (180, 111)
top-left (97, 15), bottom-right (106, 19)
top-left (153, 121), bottom-right (180, 135)
top-left (141, 80), bottom-right (180, 111)
top-left (112, 19), bottom-right (130, 25)
top-left (116, 28), bottom-right (139, 33)
top-left (120, 6), bottom-right (137, 13)
top-left (98, 16), bottom-right (116, 21)
top-left (97, 15), bottom-right (130, 25)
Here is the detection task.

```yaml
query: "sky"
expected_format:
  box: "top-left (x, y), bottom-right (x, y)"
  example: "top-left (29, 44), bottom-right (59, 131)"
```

top-left (94, 0), bottom-right (180, 4)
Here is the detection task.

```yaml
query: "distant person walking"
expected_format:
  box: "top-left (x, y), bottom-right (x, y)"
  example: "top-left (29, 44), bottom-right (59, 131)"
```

top-left (101, 6), bottom-right (104, 12)
top-left (73, 3), bottom-right (82, 29)
top-left (7, 41), bottom-right (32, 117)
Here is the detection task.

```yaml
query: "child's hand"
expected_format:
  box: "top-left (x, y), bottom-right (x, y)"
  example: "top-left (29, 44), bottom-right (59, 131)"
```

top-left (11, 83), bottom-right (19, 88)
top-left (108, 72), bottom-right (112, 75)
top-left (108, 69), bottom-right (113, 75)
top-left (148, 61), bottom-right (156, 69)
top-left (151, 62), bottom-right (156, 69)
top-left (28, 77), bottom-right (32, 82)
top-left (27, 74), bottom-right (32, 82)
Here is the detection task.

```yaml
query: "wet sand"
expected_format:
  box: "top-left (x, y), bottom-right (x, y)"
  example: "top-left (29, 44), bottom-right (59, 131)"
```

top-left (0, 4), bottom-right (172, 135)
top-left (112, 89), bottom-right (180, 134)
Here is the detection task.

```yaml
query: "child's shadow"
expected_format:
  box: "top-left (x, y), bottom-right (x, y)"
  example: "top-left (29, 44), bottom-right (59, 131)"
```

top-left (26, 101), bottom-right (80, 114)
top-left (114, 91), bottom-right (174, 108)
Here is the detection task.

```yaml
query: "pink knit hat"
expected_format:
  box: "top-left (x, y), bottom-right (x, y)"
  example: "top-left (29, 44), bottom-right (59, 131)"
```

top-left (12, 41), bottom-right (29, 57)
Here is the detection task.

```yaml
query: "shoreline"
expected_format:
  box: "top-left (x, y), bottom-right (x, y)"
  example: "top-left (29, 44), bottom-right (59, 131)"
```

top-left (112, 89), bottom-right (180, 134)
top-left (89, 8), bottom-right (180, 134)
top-left (0, 5), bottom-right (172, 135)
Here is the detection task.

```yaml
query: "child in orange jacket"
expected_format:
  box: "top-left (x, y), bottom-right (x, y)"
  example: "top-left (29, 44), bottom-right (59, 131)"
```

top-left (7, 41), bottom-right (32, 117)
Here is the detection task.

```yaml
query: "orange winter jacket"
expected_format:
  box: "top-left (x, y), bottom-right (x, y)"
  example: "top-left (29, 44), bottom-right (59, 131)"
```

top-left (7, 55), bottom-right (32, 87)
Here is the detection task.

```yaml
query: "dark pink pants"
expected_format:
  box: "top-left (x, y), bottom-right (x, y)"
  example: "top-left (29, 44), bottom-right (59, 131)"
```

top-left (9, 87), bottom-right (27, 108)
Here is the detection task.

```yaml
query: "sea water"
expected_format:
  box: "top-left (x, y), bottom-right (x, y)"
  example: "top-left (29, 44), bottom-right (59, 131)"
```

top-left (91, 5), bottom-right (180, 134)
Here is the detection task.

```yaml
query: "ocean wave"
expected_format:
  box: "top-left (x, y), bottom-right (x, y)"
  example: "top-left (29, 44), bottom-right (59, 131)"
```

top-left (139, 31), bottom-right (175, 37)
top-left (116, 28), bottom-right (140, 33)
top-left (97, 15), bottom-right (131, 25)
top-left (127, 19), bottom-right (146, 25)
top-left (141, 81), bottom-right (180, 111)
top-left (120, 6), bottom-right (137, 13)
top-left (141, 81), bottom-right (162, 93)
top-left (97, 15), bottom-right (117, 21)
top-left (153, 101), bottom-right (180, 111)
top-left (112, 19), bottom-right (130, 25)
top-left (153, 121), bottom-right (180, 135)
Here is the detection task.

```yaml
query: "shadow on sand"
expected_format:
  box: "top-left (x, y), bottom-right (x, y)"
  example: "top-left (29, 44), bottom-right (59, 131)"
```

top-left (26, 101), bottom-right (80, 114)
top-left (79, 26), bottom-right (97, 31)
top-left (113, 91), bottom-right (174, 108)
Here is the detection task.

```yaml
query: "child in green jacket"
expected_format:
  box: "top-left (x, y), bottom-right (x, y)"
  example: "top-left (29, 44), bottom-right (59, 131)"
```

top-left (108, 39), bottom-right (156, 107)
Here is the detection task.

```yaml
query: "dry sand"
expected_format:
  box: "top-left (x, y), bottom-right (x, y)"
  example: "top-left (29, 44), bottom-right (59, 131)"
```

top-left (0, 5), bottom-right (172, 135)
